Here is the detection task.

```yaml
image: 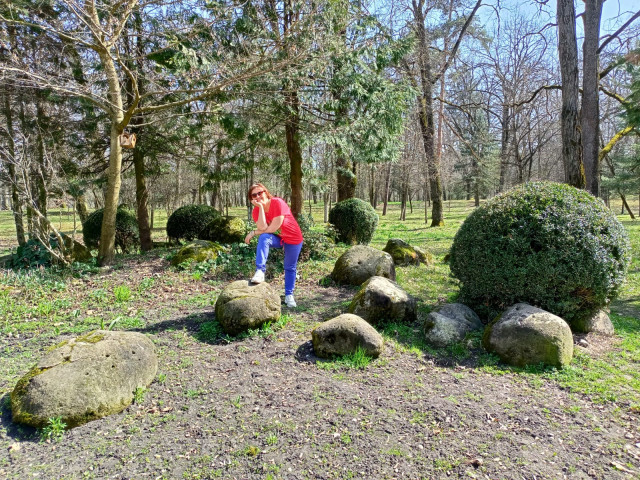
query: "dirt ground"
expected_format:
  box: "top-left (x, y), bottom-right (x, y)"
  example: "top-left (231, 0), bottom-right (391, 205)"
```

top-left (0, 254), bottom-right (639, 480)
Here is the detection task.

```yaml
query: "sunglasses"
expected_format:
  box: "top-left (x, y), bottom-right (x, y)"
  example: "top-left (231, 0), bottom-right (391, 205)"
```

top-left (251, 190), bottom-right (265, 199)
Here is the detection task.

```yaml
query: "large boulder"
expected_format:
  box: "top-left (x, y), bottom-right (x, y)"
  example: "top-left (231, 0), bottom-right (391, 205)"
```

top-left (312, 314), bottom-right (384, 358)
top-left (11, 330), bottom-right (157, 428)
top-left (62, 233), bottom-right (92, 263)
top-left (348, 276), bottom-right (416, 326)
top-left (483, 303), bottom-right (574, 368)
top-left (383, 238), bottom-right (433, 266)
top-left (571, 310), bottom-right (615, 335)
top-left (199, 216), bottom-right (246, 244)
top-left (331, 245), bottom-right (395, 286)
top-left (424, 303), bottom-right (483, 347)
top-left (171, 240), bottom-right (224, 267)
top-left (215, 280), bottom-right (281, 335)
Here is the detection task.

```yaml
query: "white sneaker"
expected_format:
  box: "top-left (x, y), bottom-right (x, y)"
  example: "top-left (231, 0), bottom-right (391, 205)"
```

top-left (250, 270), bottom-right (265, 284)
top-left (284, 294), bottom-right (297, 308)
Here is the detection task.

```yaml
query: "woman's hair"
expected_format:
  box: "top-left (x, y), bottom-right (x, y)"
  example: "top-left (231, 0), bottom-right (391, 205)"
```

top-left (247, 183), bottom-right (273, 201)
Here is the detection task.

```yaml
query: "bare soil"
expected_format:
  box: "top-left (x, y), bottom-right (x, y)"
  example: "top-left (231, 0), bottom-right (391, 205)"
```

top-left (1, 253), bottom-right (639, 480)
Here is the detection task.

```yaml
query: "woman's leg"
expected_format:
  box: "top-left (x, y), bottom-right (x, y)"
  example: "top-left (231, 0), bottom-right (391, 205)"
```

top-left (255, 233), bottom-right (283, 271)
top-left (283, 242), bottom-right (303, 295)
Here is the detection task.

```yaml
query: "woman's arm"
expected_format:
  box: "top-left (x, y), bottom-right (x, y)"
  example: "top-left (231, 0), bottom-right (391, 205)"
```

top-left (244, 214), bottom-right (285, 244)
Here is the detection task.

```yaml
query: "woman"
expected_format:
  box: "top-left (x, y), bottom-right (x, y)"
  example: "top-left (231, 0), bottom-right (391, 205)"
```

top-left (244, 183), bottom-right (303, 308)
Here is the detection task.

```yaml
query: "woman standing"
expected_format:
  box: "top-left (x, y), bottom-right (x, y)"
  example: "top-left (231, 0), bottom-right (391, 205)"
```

top-left (244, 183), bottom-right (303, 308)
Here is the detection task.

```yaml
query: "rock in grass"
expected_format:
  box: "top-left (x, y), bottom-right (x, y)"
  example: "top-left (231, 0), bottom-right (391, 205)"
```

top-left (571, 310), bottom-right (615, 335)
top-left (199, 216), bottom-right (246, 244)
top-left (11, 330), bottom-right (157, 429)
top-left (483, 303), bottom-right (573, 368)
top-left (171, 240), bottom-right (224, 267)
top-left (215, 280), bottom-right (281, 335)
top-left (383, 238), bottom-right (433, 266)
top-left (349, 276), bottom-right (416, 326)
top-left (331, 245), bottom-right (395, 286)
top-left (312, 314), bottom-right (384, 358)
top-left (424, 303), bottom-right (483, 347)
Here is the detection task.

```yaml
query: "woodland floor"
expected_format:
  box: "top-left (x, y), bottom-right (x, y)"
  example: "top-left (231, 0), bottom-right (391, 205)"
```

top-left (0, 251), bottom-right (639, 480)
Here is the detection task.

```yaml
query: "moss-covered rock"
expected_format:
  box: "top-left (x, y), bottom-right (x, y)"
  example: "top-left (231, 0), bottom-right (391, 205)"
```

top-left (348, 276), bottom-right (416, 326)
top-left (215, 280), bottom-right (281, 335)
top-left (11, 330), bottom-right (157, 428)
top-left (199, 216), bottom-right (246, 244)
top-left (311, 314), bottom-right (384, 358)
top-left (171, 240), bottom-right (224, 267)
top-left (383, 238), bottom-right (433, 266)
top-left (331, 245), bottom-right (395, 286)
top-left (483, 303), bottom-right (573, 368)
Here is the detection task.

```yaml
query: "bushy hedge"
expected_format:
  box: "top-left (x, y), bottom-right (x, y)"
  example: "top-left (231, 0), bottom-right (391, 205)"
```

top-left (449, 182), bottom-right (631, 326)
top-left (166, 204), bottom-right (220, 242)
top-left (82, 207), bottom-right (139, 253)
top-left (328, 198), bottom-right (378, 245)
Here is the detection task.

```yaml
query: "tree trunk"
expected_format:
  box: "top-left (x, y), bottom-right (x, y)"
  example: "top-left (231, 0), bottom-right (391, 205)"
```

top-left (75, 194), bottom-right (89, 224)
top-left (581, 0), bottom-right (604, 196)
top-left (382, 163), bottom-right (391, 216)
top-left (414, 5), bottom-right (444, 227)
top-left (498, 103), bottom-right (510, 192)
top-left (97, 50), bottom-right (125, 266)
top-left (284, 90), bottom-right (303, 218)
top-left (2, 94), bottom-right (26, 246)
top-left (557, 0), bottom-right (585, 188)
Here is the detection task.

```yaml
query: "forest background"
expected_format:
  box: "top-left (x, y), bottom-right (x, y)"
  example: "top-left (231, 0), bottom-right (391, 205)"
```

top-left (0, 0), bottom-right (639, 260)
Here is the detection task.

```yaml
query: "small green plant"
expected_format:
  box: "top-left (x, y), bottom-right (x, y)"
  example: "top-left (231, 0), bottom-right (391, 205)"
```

top-left (40, 416), bottom-right (66, 442)
top-left (231, 395), bottom-right (242, 409)
top-left (138, 277), bottom-right (155, 293)
top-left (133, 386), bottom-right (146, 404)
top-left (265, 433), bottom-right (278, 446)
top-left (113, 285), bottom-right (132, 302)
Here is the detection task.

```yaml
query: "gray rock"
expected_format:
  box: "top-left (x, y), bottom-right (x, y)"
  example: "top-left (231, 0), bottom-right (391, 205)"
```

top-left (571, 310), bottom-right (615, 335)
top-left (348, 276), bottom-right (416, 326)
top-left (424, 303), bottom-right (483, 347)
top-left (383, 238), bottom-right (433, 266)
top-left (331, 245), bottom-right (395, 286)
top-left (11, 330), bottom-right (157, 428)
top-left (215, 280), bottom-right (281, 335)
top-left (483, 303), bottom-right (573, 368)
top-left (312, 314), bottom-right (384, 358)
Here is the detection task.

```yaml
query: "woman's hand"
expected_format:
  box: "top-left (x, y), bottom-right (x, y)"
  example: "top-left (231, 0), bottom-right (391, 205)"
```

top-left (244, 230), bottom-right (254, 244)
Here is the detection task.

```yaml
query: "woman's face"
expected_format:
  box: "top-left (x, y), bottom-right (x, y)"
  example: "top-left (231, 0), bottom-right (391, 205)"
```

top-left (250, 188), bottom-right (267, 205)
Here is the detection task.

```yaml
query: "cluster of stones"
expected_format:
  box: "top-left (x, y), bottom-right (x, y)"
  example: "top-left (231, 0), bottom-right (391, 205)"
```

top-left (11, 237), bottom-right (615, 431)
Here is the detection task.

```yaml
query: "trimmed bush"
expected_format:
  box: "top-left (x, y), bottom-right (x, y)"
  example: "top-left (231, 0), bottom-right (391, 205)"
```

top-left (328, 198), bottom-right (378, 245)
top-left (82, 207), bottom-right (139, 253)
top-left (166, 204), bottom-right (220, 243)
top-left (449, 182), bottom-right (631, 326)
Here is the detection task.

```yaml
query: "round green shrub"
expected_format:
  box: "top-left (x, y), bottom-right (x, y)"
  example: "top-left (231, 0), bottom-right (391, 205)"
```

top-left (328, 198), bottom-right (378, 245)
top-left (82, 207), bottom-right (140, 253)
top-left (166, 204), bottom-right (220, 242)
top-left (449, 182), bottom-right (631, 326)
